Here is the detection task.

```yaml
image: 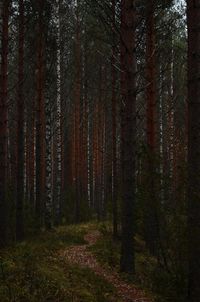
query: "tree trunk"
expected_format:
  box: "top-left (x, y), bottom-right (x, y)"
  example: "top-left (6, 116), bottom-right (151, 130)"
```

top-left (145, 0), bottom-right (158, 255)
top-left (45, 93), bottom-right (52, 230)
top-left (120, 0), bottom-right (136, 274)
top-left (112, 0), bottom-right (118, 239)
top-left (187, 1), bottom-right (200, 301)
top-left (29, 103), bottom-right (35, 208)
top-left (74, 2), bottom-right (81, 223)
top-left (0, 0), bottom-right (9, 247)
top-left (54, 0), bottom-right (62, 225)
top-left (16, 0), bottom-right (25, 241)
top-left (35, 0), bottom-right (46, 228)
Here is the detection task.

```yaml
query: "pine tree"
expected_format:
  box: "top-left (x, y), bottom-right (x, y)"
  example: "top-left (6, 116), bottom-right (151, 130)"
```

top-left (0, 0), bottom-right (9, 247)
top-left (120, 0), bottom-right (136, 274)
top-left (16, 0), bottom-right (25, 241)
top-left (35, 0), bottom-right (46, 228)
top-left (145, 0), bottom-right (158, 255)
top-left (187, 0), bottom-right (200, 300)
top-left (111, 0), bottom-right (118, 239)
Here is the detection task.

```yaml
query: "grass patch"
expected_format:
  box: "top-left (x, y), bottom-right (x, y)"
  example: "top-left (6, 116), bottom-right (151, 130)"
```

top-left (0, 223), bottom-right (121, 302)
top-left (89, 225), bottom-right (120, 271)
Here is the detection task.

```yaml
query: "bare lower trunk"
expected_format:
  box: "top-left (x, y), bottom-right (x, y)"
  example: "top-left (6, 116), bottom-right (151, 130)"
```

top-left (187, 1), bottom-right (200, 301)
top-left (35, 0), bottom-right (46, 228)
top-left (112, 0), bottom-right (118, 238)
top-left (74, 2), bottom-right (81, 223)
top-left (145, 0), bottom-right (158, 255)
top-left (55, 0), bottom-right (62, 225)
top-left (16, 0), bottom-right (25, 241)
top-left (120, 0), bottom-right (136, 274)
top-left (0, 0), bottom-right (9, 247)
top-left (45, 95), bottom-right (52, 230)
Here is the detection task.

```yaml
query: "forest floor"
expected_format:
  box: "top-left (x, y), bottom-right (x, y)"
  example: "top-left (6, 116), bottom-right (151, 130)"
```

top-left (59, 229), bottom-right (152, 302)
top-left (0, 223), bottom-right (155, 302)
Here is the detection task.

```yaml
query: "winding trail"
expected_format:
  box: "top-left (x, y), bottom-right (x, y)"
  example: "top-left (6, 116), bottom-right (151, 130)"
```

top-left (59, 230), bottom-right (152, 302)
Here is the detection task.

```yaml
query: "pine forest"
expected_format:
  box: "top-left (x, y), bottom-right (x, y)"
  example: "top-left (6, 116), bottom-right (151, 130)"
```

top-left (0, 1), bottom-right (199, 301)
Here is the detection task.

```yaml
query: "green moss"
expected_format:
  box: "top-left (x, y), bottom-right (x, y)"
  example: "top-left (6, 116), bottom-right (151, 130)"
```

top-left (0, 223), bottom-right (121, 302)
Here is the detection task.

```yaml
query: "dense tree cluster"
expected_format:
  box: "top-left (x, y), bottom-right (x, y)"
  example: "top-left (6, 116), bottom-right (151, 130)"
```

top-left (0, 0), bottom-right (199, 301)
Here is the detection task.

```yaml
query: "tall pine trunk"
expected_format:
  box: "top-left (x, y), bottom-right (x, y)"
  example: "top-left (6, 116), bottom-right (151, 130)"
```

top-left (74, 2), bottom-right (81, 223)
top-left (187, 1), bottom-right (200, 301)
top-left (0, 0), bottom-right (9, 247)
top-left (120, 0), bottom-right (136, 273)
top-left (29, 103), bottom-right (35, 208)
top-left (111, 0), bottom-right (118, 238)
top-left (45, 93), bottom-right (52, 229)
top-left (54, 0), bottom-right (62, 225)
top-left (35, 0), bottom-right (45, 228)
top-left (145, 0), bottom-right (158, 255)
top-left (16, 0), bottom-right (25, 241)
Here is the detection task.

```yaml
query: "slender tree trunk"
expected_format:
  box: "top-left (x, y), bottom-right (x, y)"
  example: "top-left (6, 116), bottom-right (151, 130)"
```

top-left (45, 94), bottom-right (52, 230)
top-left (29, 105), bottom-right (35, 208)
top-left (54, 0), bottom-right (62, 225)
top-left (93, 102), bottom-right (98, 217)
top-left (52, 125), bottom-right (58, 224)
top-left (25, 120), bottom-right (30, 201)
top-left (16, 0), bottom-right (25, 241)
top-left (112, 0), bottom-right (118, 238)
top-left (35, 0), bottom-right (46, 228)
top-left (120, 0), bottom-right (136, 273)
top-left (80, 67), bottom-right (88, 209)
top-left (96, 63), bottom-right (103, 220)
top-left (0, 0), bottom-right (9, 247)
top-left (145, 0), bottom-right (158, 255)
top-left (88, 93), bottom-right (93, 210)
top-left (83, 45), bottom-right (90, 209)
top-left (101, 65), bottom-right (107, 219)
top-left (187, 1), bottom-right (200, 301)
top-left (74, 3), bottom-right (81, 223)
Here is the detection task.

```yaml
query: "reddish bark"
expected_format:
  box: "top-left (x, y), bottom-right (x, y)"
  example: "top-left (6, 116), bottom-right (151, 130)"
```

top-left (145, 0), bottom-right (158, 255)
top-left (120, 0), bottom-right (136, 273)
top-left (112, 0), bottom-right (118, 238)
top-left (0, 0), bottom-right (9, 247)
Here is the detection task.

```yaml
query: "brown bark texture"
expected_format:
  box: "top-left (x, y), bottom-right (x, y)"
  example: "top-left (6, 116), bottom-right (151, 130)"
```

top-left (0, 0), bottom-right (9, 247)
top-left (120, 0), bottom-right (136, 273)
top-left (187, 0), bottom-right (200, 301)
top-left (16, 0), bottom-right (25, 241)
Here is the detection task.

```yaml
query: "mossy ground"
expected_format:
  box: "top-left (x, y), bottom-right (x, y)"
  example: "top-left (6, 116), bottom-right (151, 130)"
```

top-left (89, 222), bottom-right (186, 302)
top-left (0, 223), bottom-right (120, 302)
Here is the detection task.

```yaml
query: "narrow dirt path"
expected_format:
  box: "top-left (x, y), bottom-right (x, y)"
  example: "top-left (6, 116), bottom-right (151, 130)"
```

top-left (59, 230), bottom-right (152, 302)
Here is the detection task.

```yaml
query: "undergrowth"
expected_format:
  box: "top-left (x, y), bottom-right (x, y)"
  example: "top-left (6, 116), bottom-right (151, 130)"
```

top-left (89, 222), bottom-right (187, 302)
top-left (0, 223), bottom-right (120, 302)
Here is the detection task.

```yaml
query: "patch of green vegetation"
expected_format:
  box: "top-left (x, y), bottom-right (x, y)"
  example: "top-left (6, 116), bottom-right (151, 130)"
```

top-left (89, 225), bottom-right (120, 271)
top-left (90, 223), bottom-right (187, 302)
top-left (0, 223), bottom-right (121, 302)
